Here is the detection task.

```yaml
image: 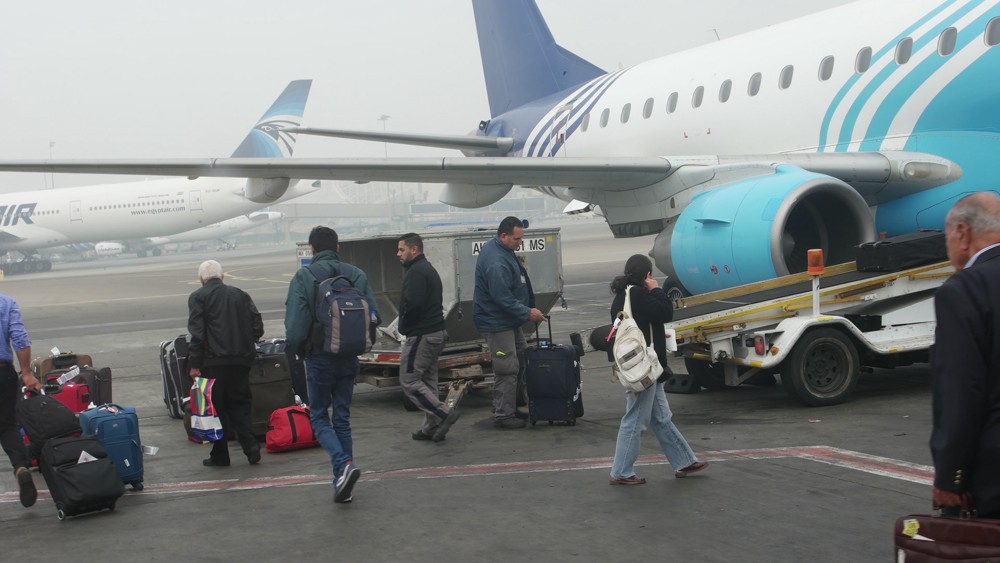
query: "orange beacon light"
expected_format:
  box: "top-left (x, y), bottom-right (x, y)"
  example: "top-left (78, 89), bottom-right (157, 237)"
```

top-left (807, 249), bottom-right (824, 275)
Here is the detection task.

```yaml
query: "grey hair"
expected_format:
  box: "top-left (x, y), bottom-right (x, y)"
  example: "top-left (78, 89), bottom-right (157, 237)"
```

top-left (198, 260), bottom-right (223, 281)
top-left (946, 192), bottom-right (1000, 234)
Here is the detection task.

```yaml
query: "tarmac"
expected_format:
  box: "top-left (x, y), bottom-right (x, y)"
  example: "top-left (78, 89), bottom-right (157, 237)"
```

top-left (0, 218), bottom-right (934, 562)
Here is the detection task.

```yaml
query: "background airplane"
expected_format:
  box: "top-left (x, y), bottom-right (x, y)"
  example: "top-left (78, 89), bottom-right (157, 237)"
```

top-left (2, 0), bottom-right (998, 297)
top-left (0, 80), bottom-right (314, 274)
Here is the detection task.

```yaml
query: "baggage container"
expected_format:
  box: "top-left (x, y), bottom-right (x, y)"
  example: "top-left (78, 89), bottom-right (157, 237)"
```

top-left (79, 404), bottom-right (144, 490)
top-left (39, 435), bottom-right (124, 520)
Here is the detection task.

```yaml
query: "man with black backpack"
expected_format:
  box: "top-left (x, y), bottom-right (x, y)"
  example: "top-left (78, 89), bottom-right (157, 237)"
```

top-left (285, 226), bottom-right (380, 503)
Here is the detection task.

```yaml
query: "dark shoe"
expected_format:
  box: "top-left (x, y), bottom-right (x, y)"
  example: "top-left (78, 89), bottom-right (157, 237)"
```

top-left (16, 468), bottom-right (36, 507)
top-left (247, 445), bottom-right (261, 465)
top-left (493, 417), bottom-right (526, 429)
top-left (432, 409), bottom-right (461, 443)
top-left (334, 462), bottom-right (360, 503)
top-left (412, 430), bottom-right (433, 441)
top-left (675, 461), bottom-right (708, 478)
top-left (610, 475), bottom-right (646, 485)
top-left (203, 458), bottom-right (230, 467)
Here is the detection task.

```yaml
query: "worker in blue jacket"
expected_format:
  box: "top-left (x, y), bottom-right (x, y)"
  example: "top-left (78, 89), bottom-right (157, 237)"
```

top-left (473, 216), bottom-right (546, 429)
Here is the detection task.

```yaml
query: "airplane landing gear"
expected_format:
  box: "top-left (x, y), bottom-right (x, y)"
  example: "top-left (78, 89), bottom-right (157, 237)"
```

top-left (151, 248), bottom-right (162, 257)
top-left (1, 258), bottom-right (51, 275)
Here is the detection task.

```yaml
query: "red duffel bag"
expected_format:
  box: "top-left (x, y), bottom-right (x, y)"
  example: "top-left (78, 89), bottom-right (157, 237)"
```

top-left (265, 405), bottom-right (319, 453)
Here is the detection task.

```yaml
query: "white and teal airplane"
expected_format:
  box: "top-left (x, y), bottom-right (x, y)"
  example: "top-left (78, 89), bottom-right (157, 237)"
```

top-left (2, 0), bottom-right (998, 297)
top-left (0, 81), bottom-right (315, 273)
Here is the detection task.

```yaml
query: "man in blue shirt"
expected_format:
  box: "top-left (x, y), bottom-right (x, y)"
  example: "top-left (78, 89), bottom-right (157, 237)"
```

top-left (473, 217), bottom-right (545, 429)
top-left (0, 293), bottom-right (41, 507)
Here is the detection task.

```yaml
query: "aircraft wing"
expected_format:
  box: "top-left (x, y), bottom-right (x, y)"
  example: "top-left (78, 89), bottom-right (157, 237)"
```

top-left (0, 151), bottom-right (958, 206)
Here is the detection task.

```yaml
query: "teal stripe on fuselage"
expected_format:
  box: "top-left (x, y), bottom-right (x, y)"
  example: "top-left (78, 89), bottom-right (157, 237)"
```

top-left (858, 0), bottom-right (992, 150)
top-left (817, 0), bottom-right (959, 152)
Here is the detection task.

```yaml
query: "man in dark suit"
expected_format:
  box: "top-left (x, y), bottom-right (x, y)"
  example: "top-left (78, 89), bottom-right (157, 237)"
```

top-left (931, 191), bottom-right (1000, 518)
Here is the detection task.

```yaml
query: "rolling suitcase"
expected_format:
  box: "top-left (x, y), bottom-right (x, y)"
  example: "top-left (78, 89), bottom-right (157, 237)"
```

top-left (79, 404), bottom-right (144, 490)
top-left (248, 352), bottom-right (298, 438)
top-left (159, 336), bottom-right (190, 420)
top-left (525, 318), bottom-right (584, 426)
top-left (39, 435), bottom-right (125, 520)
top-left (30, 353), bottom-right (94, 382)
top-left (44, 382), bottom-right (91, 413)
top-left (17, 390), bottom-right (82, 460)
top-left (894, 514), bottom-right (1000, 561)
top-left (855, 230), bottom-right (947, 272)
top-left (45, 367), bottom-right (112, 406)
top-left (256, 339), bottom-right (309, 403)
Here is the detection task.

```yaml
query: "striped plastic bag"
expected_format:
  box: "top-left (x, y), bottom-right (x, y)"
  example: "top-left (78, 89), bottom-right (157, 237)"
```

top-left (189, 377), bottom-right (224, 442)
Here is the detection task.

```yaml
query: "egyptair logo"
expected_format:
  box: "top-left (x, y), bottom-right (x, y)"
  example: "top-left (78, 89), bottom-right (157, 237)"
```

top-left (255, 118), bottom-right (300, 157)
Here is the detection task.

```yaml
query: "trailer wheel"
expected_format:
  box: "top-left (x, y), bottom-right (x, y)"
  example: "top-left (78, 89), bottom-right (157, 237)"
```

top-left (780, 328), bottom-right (860, 406)
top-left (663, 280), bottom-right (689, 306)
top-left (683, 357), bottom-right (722, 391)
top-left (401, 391), bottom-right (419, 412)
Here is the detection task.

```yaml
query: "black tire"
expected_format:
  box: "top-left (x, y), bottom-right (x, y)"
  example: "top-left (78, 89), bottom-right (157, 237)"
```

top-left (152, 248), bottom-right (162, 257)
top-left (401, 391), bottom-right (419, 412)
top-left (137, 251), bottom-right (147, 258)
top-left (683, 357), bottom-right (723, 391)
top-left (662, 279), bottom-right (689, 305)
top-left (41, 260), bottom-right (52, 271)
top-left (56, 505), bottom-right (66, 521)
top-left (10, 263), bottom-right (23, 274)
top-left (780, 328), bottom-right (860, 406)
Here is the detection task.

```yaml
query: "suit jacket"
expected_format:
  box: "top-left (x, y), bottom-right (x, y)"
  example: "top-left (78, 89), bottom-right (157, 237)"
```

top-left (930, 245), bottom-right (1000, 515)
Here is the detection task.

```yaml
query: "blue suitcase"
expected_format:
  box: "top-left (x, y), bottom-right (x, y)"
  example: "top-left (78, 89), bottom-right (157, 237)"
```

top-left (79, 404), bottom-right (144, 491)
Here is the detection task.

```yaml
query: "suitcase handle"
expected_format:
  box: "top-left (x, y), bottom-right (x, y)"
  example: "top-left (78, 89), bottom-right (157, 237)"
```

top-left (535, 315), bottom-right (553, 345)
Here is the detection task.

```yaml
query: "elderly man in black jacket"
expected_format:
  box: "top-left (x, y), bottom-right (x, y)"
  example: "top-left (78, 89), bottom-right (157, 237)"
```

top-left (931, 191), bottom-right (1000, 518)
top-left (188, 260), bottom-right (265, 467)
top-left (396, 233), bottom-right (460, 443)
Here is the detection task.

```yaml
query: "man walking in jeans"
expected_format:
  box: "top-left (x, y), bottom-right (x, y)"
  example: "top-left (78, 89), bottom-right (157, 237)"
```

top-left (396, 233), bottom-right (460, 442)
top-left (285, 226), bottom-right (380, 503)
top-left (473, 217), bottom-right (546, 429)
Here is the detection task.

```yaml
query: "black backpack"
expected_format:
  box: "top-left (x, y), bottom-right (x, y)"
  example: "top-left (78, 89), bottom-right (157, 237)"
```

top-left (17, 390), bottom-right (81, 454)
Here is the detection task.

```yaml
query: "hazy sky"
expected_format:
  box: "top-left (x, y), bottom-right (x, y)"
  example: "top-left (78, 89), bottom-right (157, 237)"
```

top-left (0, 0), bottom-right (855, 192)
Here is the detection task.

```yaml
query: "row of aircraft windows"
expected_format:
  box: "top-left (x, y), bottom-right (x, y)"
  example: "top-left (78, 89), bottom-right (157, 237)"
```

top-left (88, 199), bottom-right (183, 211)
top-left (580, 17), bottom-right (1000, 130)
top-left (32, 210), bottom-right (59, 215)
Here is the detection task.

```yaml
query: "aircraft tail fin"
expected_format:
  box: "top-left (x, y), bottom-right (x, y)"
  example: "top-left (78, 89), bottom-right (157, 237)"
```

top-left (231, 80), bottom-right (312, 158)
top-left (472, 0), bottom-right (605, 118)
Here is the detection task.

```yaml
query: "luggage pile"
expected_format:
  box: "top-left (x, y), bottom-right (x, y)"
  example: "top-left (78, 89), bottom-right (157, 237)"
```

top-left (19, 351), bottom-right (144, 520)
top-left (158, 336), bottom-right (317, 452)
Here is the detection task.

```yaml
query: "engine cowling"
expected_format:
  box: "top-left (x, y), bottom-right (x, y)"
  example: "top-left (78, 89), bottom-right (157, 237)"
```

top-left (95, 242), bottom-right (124, 257)
top-left (652, 165), bottom-right (875, 296)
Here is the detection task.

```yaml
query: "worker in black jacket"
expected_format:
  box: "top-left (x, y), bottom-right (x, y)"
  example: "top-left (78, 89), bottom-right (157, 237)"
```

top-left (188, 260), bottom-right (265, 467)
top-left (396, 233), bottom-right (460, 443)
top-left (931, 192), bottom-right (1000, 518)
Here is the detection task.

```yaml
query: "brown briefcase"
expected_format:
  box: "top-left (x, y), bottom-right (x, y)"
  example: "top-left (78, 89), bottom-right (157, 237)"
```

top-left (894, 514), bottom-right (1000, 562)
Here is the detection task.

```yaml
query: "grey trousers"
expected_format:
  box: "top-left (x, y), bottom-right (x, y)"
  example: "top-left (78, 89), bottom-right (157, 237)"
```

top-left (399, 330), bottom-right (450, 434)
top-left (484, 328), bottom-right (527, 419)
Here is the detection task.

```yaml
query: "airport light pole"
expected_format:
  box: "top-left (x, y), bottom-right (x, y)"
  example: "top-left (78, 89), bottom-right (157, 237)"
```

top-left (378, 114), bottom-right (390, 157)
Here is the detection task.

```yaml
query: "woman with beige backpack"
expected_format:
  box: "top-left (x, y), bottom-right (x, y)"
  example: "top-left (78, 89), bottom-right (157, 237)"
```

top-left (607, 254), bottom-right (708, 485)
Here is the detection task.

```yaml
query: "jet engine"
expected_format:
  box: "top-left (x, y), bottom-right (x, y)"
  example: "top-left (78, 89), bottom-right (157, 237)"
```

top-left (95, 242), bottom-right (124, 257)
top-left (440, 183), bottom-right (513, 208)
top-left (652, 165), bottom-right (875, 296)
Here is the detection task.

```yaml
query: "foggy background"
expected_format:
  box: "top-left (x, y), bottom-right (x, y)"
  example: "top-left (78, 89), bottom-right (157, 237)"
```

top-left (0, 0), bottom-right (855, 193)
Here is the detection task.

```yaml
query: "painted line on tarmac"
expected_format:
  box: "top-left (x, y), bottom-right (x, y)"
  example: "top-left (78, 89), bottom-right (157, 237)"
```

top-left (0, 445), bottom-right (932, 503)
top-left (30, 309), bottom-right (286, 334)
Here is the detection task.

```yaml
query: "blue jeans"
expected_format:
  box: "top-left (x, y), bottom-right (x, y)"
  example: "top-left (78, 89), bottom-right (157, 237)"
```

top-left (306, 352), bottom-right (359, 477)
top-left (610, 382), bottom-right (698, 479)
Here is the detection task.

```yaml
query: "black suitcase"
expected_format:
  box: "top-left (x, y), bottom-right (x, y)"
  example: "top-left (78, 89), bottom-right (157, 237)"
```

top-left (44, 367), bottom-right (113, 406)
top-left (39, 435), bottom-right (124, 520)
top-left (248, 352), bottom-right (298, 438)
top-left (855, 230), bottom-right (947, 272)
top-left (256, 339), bottom-right (309, 403)
top-left (16, 390), bottom-right (82, 459)
top-left (525, 318), bottom-right (584, 426)
top-left (159, 335), bottom-right (190, 420)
